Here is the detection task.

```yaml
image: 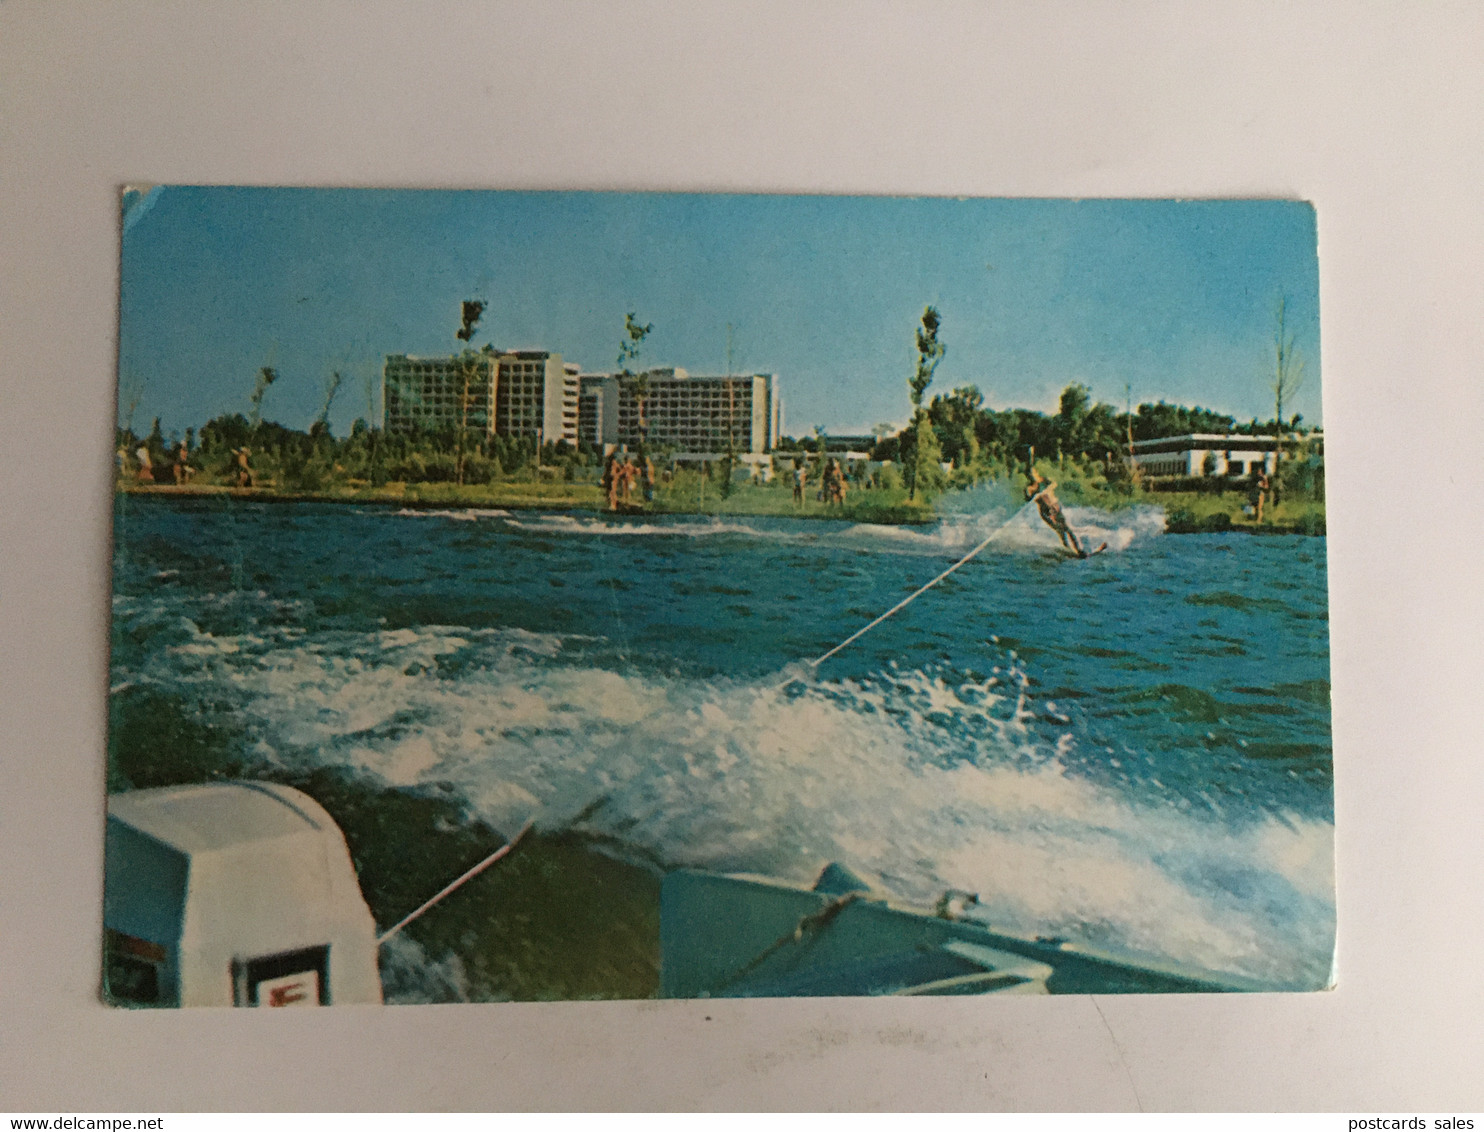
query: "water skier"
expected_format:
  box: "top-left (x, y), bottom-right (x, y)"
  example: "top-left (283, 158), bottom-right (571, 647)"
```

top-left (1025, 470), bottom-right (1085, 556)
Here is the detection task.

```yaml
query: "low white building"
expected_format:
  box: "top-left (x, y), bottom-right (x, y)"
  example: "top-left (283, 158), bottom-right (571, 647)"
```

top-left (1128, 433), bottom-right (1303, 479)
top-left (669, 450), bottom-right (778, 481)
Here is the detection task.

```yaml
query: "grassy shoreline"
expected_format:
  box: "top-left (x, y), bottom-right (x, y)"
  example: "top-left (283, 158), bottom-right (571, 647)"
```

top-left (116, 477), bottom-right (1325, 535)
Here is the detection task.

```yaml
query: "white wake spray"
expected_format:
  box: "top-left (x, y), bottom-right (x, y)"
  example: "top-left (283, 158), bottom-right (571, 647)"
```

top-left (140, 615), bottom-right (1333, 988)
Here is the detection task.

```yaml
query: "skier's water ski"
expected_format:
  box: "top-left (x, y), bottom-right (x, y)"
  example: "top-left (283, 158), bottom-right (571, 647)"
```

top-left (1053, 541), bottom-right (1108, 560)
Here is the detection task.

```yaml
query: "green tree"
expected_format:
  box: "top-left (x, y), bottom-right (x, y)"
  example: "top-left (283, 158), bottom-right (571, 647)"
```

top-left (905, 306), bottom-right (945, 500)
top-left (617, 312), bottom-right (653, 451)
top-left (310, 371), bottom-right (343, 441)
top-left (718, 428), bottom-right (739, 499)
top-left (362, 371), bottom-right (386, 486)
top-left (453, 300), bottom-right (487, 486)
top-left (928, 385), bottom-right (984, 469)
top-left (1050, 385), bottom-right (1125, 464)
top-left (910, 305), bottom-right (944, 409)
top-left (145, 416), bottom-right (167, 471)
top-left (900, 412), bottom-right (945, 497)
top-left (1131, 401), bottom-right (1237, 441)
top-left (1269, 293), bottom-right (1307, 501)
top-left (1056, 382), bottom-right (1089, 458)
top-left (249, 366), bottom-right (278, 428)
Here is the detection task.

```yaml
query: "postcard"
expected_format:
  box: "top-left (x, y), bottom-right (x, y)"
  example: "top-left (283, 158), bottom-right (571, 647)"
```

top-left (104, 188), bottom-right (1331, 1006)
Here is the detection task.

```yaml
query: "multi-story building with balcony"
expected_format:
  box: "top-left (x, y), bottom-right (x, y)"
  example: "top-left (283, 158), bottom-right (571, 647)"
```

top-left (383, 351), bottom-right (577, 445)
top-left (577, 368), bottom-right (781, 454)
top-left (576, 373), bottom-right (616, 452)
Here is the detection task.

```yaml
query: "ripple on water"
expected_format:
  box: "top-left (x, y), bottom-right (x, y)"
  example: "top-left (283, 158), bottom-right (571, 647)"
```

top-left (109, 498), bottom-right (1334, 990)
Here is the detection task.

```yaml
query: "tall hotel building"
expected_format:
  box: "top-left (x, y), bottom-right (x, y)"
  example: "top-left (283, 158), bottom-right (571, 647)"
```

top-left (383, 351), bottom-right (579, 445)
top-left (577, 368), bottom-right (782, 454)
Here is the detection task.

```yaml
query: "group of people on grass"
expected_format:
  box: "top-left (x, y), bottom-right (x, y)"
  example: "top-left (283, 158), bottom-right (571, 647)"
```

top-left (120, 441), bottom-right (201, 486)
top-left (118, 442), bottom-right (255, 488)
top-left (1245, 467), bottom-right (1272, 522)
top-left (790, 457), bottom-right (849, 508)
top-left (819, 458), bottom-right (848, 507)
top-left (601, 453), bottom-right (655, 511)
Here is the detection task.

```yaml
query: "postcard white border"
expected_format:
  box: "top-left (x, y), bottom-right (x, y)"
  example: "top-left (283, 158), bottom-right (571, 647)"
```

top-left (2, 0), bottom-right (1481, 1112)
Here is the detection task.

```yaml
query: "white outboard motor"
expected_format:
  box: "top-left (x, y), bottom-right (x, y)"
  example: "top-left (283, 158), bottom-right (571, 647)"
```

top-left (104, 781), bottom-right (382, 1007)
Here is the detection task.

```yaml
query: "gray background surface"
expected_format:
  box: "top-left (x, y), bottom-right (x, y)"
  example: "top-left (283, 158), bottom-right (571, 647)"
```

top-left (1, 0), bottom-right (1481, 1111)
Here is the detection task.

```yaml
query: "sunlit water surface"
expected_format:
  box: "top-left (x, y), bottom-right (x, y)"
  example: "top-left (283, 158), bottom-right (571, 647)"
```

top-left (110, 491), bottom-right (1334, 989)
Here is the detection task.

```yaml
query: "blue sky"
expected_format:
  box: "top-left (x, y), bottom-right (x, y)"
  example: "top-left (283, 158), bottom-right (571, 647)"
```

top-left (118, 188), bottom-right (1320, 439)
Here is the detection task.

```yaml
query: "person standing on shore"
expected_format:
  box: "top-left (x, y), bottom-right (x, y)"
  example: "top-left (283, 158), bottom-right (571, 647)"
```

top-left (1248, 467), bottom-right (1271, 523)
top-left (602, 454), bottom-right (619, 511)
top-left (641, 455), bottom-right (655, 504)
top-left (233, 446), bottom-right (254, 488)
top-left (792, 460), bottom-right (806, 505)
top-left (134, 444), bottom-right (153, 484)
top-left (619, 456), bottom-right (636, 506)
top-left (823, 458), bottom-right (847, 507)
top-left (173, 441), bottom-right (194, 485)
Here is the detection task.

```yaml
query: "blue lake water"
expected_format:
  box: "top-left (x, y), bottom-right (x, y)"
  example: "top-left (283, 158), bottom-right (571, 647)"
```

top-left (109, 490), bottom-right (1335, 989)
